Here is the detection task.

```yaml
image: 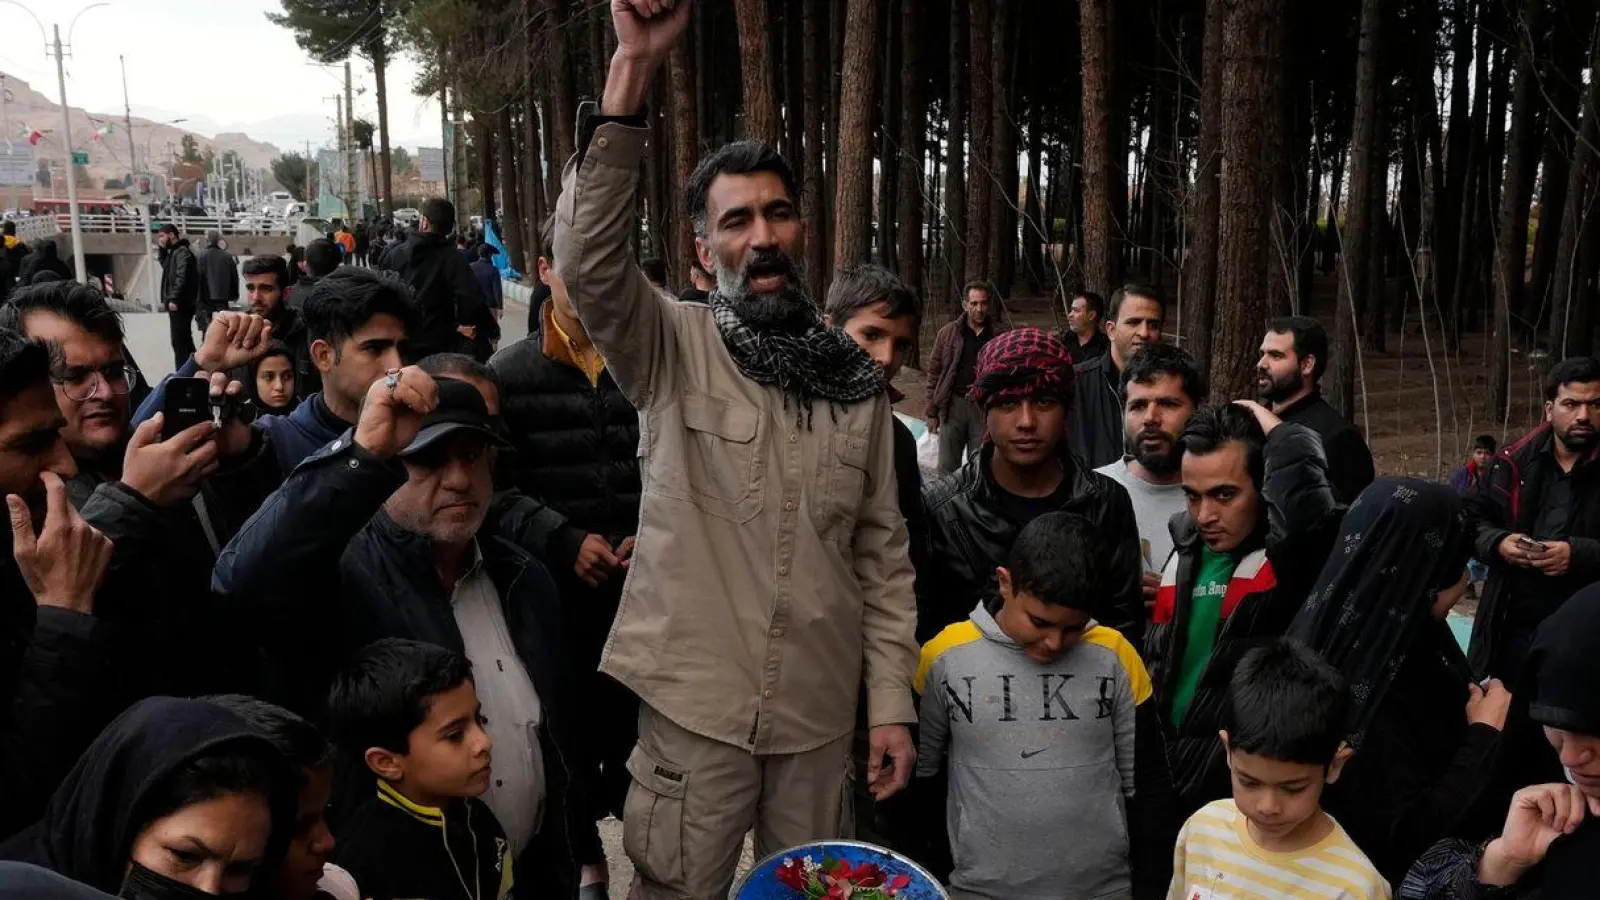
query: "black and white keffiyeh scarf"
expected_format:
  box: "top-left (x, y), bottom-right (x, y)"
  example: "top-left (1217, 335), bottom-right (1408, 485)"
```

top-left (710, 292), bottom-right (885, 427)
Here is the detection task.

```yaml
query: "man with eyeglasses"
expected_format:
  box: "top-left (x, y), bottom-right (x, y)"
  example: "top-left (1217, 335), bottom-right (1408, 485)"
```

top-left (0, 280), bottom-right (252, 699)
top-left (1465, 355), bottom-right (1600, 686)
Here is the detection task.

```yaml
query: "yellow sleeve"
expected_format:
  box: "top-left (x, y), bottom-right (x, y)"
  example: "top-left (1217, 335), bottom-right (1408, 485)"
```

top-left (1084, 625), bottom-right (1153, 705)
top-left (914, 621), bottom-right (982, 694)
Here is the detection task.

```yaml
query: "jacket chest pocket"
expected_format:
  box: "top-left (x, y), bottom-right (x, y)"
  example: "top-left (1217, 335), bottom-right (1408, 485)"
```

top-left (648, 394), bottom-right (765, 523)
top-left (813, 431), bottom-right (870, 545)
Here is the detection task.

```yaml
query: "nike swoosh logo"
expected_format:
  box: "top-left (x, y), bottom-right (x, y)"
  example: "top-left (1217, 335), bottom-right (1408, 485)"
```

top-left (1020, 748), bottom-right (1048, 759)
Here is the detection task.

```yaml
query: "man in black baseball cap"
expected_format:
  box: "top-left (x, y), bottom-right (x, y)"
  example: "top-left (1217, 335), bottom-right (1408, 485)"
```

top-left (214, 354), bottom-right (600, 894)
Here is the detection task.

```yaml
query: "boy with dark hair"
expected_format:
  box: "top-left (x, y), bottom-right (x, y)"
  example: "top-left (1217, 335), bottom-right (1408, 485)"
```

top-left (1169, 638), bottom-right (1388, 899)
top-left (916, 511), bottom-right (1172, 899)
top-left (327, 639), bottom-right (512, 900)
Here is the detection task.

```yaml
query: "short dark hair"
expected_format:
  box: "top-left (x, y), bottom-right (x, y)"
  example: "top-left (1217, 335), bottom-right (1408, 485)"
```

top-left (326, 638), bottom-right (474, 756)
top-left (1544, 356), bottom-right (1600, 401)
top-left (825, 264), bottom-right (921, 327)
top-left (1224, 637), bottom-right (1351, 766)
top-left (1472, 434), bottom-right (1497, 453)
top-left (1180, 403), bottom-right (1267, 489)
top-left (1006, 512), bottom-right (1104, 615)
top-left (303, 239), bottom-right (341, 278)
top-left (962, 280), bottom-right (993, 302)
top-left (1074, 290), bottom-right (1106, 320)
top-left (476, 244), bottom-right (496, 261)
top-left (1108, 283), bottom-right (1164, 322)
top-left (685, 140), bottom-right (799, 237)
top-left (241, 255), bottom-right (289, 287)
top-left (421, 198), bottom-right (456, 233)
top-left (640, 257), bottom-right (668, 286)
top-left (1122, 343), bottom-right (1207, 406)
top-left (0, 328), bottom-right (52, 405)
top-left (204, 695), bottom-right (333, 782)
top-left (417, 352), bottom-right (501, 401)
top-left (1267, 315), bottom-right (1330, 382)
top-left (538, 212), bottom-right (555, 260)
top-left (300, 268), bottom-right (417, 349)
top-left (158, 223), bottom-right (179, 237)
top-left (1, 221), bottom-right (13, 236)
top-left (0, 279), bottom-right (124, 345)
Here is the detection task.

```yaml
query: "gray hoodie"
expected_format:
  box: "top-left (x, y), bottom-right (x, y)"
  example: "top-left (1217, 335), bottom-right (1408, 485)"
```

top-left (915, 602), bottom-right (1147, 900)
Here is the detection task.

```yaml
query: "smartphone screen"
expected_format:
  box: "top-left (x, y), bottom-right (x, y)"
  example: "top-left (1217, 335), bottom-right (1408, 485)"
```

top-left (162, 378), bottom-right (212, 440)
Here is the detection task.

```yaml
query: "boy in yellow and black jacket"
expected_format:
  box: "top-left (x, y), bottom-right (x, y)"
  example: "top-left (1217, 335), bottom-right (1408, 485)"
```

top-left (327, 638), bottom-right (515, 900)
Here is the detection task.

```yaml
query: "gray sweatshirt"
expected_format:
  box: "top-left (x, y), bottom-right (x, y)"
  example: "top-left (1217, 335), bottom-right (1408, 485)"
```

top-left (915, 602), bottom-right (1146, 900)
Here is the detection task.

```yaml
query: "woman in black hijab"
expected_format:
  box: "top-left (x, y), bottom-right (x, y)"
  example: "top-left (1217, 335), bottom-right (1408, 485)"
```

top-left (1402, 582), bottom-right (1600, 898)
top-left (0, 697), bottom-right (295, 898)
top-left (1288, 477), bottom-right (1510, 882)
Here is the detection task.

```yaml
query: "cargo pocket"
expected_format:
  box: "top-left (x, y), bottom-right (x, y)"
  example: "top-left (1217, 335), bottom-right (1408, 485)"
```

top-left (622, 745), bottom-right (688, 888)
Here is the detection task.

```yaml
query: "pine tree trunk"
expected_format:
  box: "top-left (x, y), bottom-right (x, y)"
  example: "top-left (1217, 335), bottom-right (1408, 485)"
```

top-left (1212, 0), bottom-right (1287, 404)
top-left (895, 0), bottom-right (925, 297)
top-left (669, 42), bottom-right (698, 283)
top-left (784, 3), bottom-right (805, 171)
top-left (733, 0), bottom-right (781, 145)
top-left (1438, 0), bottom-right (1475, 344)
top-left (1329, 0), bottom-right (1382, 419)
top-left (1361, 100), bottom-right (1390, 353)
top-left (372, 47), bottom-right (394, 218)
top-left (1022, 115), bottom-right (1045, 292)
top-left (802, 0), bottom-right (829, 293)
top-left (833, 0), bottom-right (879, 269)
top-left (523, 102), bottom-right (546, 265)
top-left (1525, 6), bottom-right (1587, 329)
top-left (476, 116), bottom-right (496, 221)
top-left (962, 0), bottom-right (994, 284)
top-left (547, 0), bottom-right (578, 190)
top-left (1181, 0), bottom-right (1226, 383)
top-left (944, 0), bottom-right (968, 308)
top-left (1551, 19), bottom-right (1600, 358)
top-left (496, 106), bottom-right (524, 272)
top-left (987, 0), bottom-right (1016, 294)
top-left (1079, 0), bottom-right (1116, 295)
top-left (878, 0), bottom-right (900, 272)
top-left (1489, 0), bottom-right (1543, 421)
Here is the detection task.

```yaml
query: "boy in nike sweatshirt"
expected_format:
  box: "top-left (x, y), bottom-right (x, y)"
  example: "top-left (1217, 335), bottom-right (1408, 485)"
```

top-left (915, 512), bottom-right (1176, 900)
top-left (326, 639), bottom-right (515, 900)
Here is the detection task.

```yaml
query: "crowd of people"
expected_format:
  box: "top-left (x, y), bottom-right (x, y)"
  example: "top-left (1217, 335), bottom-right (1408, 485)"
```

top-left (0, 3), bottom-right (1599, 900)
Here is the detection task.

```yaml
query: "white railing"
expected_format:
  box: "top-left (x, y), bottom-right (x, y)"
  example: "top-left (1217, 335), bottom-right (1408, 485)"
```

top-left (12, 214), bottom-right (61, 242)
top-left (47, 213), bottom-right (300, 237)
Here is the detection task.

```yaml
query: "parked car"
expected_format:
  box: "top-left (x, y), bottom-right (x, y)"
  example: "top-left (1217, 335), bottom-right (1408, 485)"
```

top-left (393, 207), bottom-right (420, 227)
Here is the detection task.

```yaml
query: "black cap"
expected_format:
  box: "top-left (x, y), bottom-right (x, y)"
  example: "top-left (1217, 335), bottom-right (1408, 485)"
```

top-left (400, 377), bottom-right (509, 458)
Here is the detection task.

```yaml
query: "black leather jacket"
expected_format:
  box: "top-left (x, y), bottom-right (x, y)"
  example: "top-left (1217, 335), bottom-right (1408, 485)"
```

top-left (1065, 353), bottom-right (1126, 469)
top-left (918, 444), bottom-right (1144, 645)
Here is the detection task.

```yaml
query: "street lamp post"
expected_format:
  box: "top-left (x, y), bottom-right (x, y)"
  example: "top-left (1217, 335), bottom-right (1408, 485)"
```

top-left (1, 0), bottom-right (108, 285)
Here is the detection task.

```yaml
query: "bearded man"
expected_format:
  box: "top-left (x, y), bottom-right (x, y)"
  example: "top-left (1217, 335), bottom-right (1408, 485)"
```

top-left (550, 2), bottom-right (919, 897)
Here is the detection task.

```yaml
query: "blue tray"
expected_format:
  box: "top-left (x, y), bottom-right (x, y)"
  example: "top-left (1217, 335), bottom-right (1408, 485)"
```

top-left (732, 840), bottom-right (947, 899)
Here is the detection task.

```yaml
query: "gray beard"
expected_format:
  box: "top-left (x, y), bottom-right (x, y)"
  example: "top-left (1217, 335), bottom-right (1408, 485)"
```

top-left (714, 256), bottom-right (816, 333)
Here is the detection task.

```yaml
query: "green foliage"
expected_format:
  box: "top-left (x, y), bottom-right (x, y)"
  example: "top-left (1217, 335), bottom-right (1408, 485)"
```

top-left (352, 118), bottom-right (376, 150)
top-left (271, 153), bottom-right (319, 203)
top-left (266, 0), bottom-right (407, 64)
top-left (179, 135), bottom-right (203, 165)
top-left (391, 146), bottom-right (414, 176)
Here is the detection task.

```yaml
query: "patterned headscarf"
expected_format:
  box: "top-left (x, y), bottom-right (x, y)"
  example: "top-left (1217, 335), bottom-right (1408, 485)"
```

top-left (967, 327), bottom-right (1076, 410)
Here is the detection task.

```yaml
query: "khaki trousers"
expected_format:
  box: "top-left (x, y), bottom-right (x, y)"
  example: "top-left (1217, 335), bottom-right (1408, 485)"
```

top-left (623, 704), bottom-right (853, 899)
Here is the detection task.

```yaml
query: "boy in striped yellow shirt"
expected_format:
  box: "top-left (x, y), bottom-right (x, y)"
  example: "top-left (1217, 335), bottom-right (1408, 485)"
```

top-left (1168, 638), bottom-right (1389, 900)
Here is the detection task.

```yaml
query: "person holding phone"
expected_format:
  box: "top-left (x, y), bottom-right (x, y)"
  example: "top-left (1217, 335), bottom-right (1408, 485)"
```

top-left (1464, 356), bottom-right (1600, 688)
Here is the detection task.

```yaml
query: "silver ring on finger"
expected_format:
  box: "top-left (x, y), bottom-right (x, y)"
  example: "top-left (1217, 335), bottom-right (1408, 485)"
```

top-left (384, 368), bottom-right (401, 396)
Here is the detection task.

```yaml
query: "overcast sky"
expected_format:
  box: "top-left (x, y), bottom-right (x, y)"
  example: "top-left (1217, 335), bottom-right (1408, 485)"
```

top-left (0, 0), bottom-right (441, 155)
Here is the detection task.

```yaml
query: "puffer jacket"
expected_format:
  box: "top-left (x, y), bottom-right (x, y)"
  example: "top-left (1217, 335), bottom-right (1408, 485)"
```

top-left (919, 444), bottom-right (1144, 645)
top-left (1463, 422), bottom-right (1600, 679)
top-left (488, 308), bottom-right (642, 575)
top-left (1144, 422), bottom-right (1343, 814)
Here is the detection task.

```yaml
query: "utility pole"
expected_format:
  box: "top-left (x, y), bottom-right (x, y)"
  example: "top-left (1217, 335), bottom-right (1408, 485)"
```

top-left (438, 86), bottom-right (451, 209)
top-left (344, 59), bottom-right (357, 221)
top-left (1, 73), bottom-right (16, 213)
top-left (328, 93), bottom-right (345, 218)
top-left (52, 24), bottom-right (86, 284)
top-left (304, 139), bottom-right (312, 207)
top-left (119, 55), bottom-right (137, 177)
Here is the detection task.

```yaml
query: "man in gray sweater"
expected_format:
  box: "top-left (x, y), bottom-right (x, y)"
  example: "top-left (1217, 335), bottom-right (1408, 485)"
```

top-left (915, 512), bottom-right (1175, 900)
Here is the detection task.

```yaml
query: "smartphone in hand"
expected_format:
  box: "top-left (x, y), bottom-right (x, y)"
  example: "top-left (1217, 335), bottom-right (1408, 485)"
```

top-left (162, 378), bottom-right (212, 440)
top-left (1516, 535), bottom-right (1548, 553)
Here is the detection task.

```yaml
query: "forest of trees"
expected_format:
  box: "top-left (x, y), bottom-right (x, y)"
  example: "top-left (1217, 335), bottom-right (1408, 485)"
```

top-left (275, 0), bottom-right (1600, 421)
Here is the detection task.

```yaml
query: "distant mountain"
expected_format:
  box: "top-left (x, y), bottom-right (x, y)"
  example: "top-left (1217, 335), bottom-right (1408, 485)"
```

top-left (2, 71), bottom-right (285, 181)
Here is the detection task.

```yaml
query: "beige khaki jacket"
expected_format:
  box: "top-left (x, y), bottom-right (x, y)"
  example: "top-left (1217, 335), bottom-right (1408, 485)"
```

top-left (552, 121), bottom-right (918, 754)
